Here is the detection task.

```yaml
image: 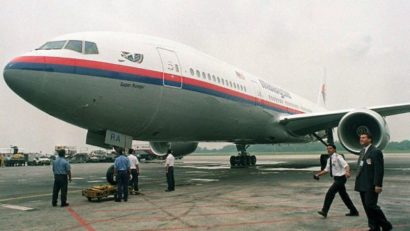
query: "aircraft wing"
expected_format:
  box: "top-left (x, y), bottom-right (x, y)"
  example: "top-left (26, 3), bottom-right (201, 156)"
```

top-left (279, 103), bottom-right (410, 135)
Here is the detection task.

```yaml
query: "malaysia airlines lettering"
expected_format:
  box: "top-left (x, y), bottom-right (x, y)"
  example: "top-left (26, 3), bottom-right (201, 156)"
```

top-left (259, 79), bottom-right (292, 99)
top-left (120, 81), bottom-right (144, 89)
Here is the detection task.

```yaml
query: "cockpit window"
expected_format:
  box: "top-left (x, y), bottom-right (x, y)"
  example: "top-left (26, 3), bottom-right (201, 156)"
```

top-left (64, 40), bottom-right (83, 53)
top-left (37, 40), bottom-right (67, 50)
top-left (84, 41), bottom-right (99, 54)
top-left (36, 39), bottom-right (99, 54)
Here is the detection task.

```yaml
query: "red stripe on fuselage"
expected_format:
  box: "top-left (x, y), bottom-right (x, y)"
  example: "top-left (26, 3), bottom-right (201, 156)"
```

top-left (11, 56), bottom-right (304, 114)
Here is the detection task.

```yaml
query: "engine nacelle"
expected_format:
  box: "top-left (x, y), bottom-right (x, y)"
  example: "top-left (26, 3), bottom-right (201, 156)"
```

top-left (149, 141), bottom-right (198, 157)
top-left (337, 109), bottom-right (390, 154)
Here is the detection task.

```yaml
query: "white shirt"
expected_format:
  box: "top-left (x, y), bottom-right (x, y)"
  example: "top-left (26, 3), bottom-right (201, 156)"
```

top-left (324, 153), bottom-right (348, 176)
top-left (165, 154), bottom-right (175, 167)
top-left (128, 154), bottom-right (139, 169)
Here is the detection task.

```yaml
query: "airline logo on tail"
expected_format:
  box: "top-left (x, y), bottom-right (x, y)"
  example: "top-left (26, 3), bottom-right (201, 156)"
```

top-left (320, 83), bottom-right (326, 104)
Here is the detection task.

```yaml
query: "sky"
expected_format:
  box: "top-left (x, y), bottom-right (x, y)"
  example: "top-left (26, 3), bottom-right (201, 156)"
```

top-left (0, 0), bottom-right (409, 153)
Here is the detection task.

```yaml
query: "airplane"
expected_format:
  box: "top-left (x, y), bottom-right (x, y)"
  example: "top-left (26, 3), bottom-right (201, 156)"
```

top-left (3, 31), bottom-right (410, 168)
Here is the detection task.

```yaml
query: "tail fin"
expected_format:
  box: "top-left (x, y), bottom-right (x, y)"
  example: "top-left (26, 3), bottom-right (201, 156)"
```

top-left (317, 68), bottom-right (327, 108)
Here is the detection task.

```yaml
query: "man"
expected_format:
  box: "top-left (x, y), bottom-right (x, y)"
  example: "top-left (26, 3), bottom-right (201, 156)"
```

top-left (314, 144), bottom-right (359, 218)
top-left (165, 150), bottom-right (175, 192)
top-left (114, 148), bottom-right (130, 202)
top-left (127, 149), bottom-right (140, 194)
top-left (355, 133), bottom-right (392, 231)
top-left (52, 149), bottom-right (71, 207)
top-left (0, 154), bottom-right (4, 167)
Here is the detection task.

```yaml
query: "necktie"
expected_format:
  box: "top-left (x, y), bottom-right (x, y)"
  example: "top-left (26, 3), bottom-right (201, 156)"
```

top-left (329, 157), bottom-right (333, 177)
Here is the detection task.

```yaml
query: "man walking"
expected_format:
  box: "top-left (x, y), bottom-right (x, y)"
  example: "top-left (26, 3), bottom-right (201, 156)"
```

top-left (52, 149), bottom-right (71, 207)
top-left (355, 133), bottom-right (392, 231)
top-left (165, 150), bottom-right (175, 192)
top-left (114, 148), bottom-right (130, 202)
top-left (128, 149), bottom-right (140, 194)
top-left (314, 144), bottom-right (359, 218)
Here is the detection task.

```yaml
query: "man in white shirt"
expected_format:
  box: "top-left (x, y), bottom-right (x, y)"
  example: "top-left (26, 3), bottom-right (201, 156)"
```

top-left (128, 149), bottom-right (140, 193)
top-left (165, 150), bottom-right (175, 192)
top-left (314, 144), bottom-right (359, 218)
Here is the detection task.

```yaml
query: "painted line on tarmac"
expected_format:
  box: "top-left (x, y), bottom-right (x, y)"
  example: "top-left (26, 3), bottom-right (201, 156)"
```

top-left (134, 214), bottom-right (346, 231)
top-left (60, 205), bottom-right (317, 230)
top-left (89, 206), bottom-right (316, 224)
top-left (66, 207), bottom-right (95, 231)
top-left (93, 200), bottom-right (299, 213)
top-left (0, 203), bottom-right (35, 211)
top-left (0, 190), bottom-right (82, 202)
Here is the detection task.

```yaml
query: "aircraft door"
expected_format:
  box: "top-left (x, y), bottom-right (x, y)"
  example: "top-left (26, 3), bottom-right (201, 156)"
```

top-left (157, 48), bottom-right (182, 88)
top-left (250, 80), bottom-right (263, 105)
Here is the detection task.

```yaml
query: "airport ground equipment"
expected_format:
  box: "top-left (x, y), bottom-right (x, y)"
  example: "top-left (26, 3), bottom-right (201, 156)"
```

top-left (82, 185), bottom-right (134, 201)
top-left (82, 185), bottom-right (117, 201)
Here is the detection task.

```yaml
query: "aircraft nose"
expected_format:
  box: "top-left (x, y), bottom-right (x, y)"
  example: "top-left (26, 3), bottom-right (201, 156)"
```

top-left (3, 56), bottom-right (45, 101)
top-left (3, 61), bottom-right (20, 92)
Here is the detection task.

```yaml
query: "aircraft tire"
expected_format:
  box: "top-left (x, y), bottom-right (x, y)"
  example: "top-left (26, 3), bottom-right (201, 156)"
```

top-left (106, 165), bottom-right (117, 185)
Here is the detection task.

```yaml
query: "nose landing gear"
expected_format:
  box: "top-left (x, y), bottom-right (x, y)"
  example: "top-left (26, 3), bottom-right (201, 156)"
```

top-left (230, 144), bottom-right (256, 167)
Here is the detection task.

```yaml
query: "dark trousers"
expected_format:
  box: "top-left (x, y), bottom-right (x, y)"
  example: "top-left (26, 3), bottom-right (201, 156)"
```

top-left (360, 191), bottom-right (391, 230)
top-left (322, 175), bottom-right (357, 214)
top-left (116, 170), bottom-right (129, 200)
top-left (130, 169), bottom-right (139, 191)
top-left (52, 174), bottom-right (68, 205)
top-left (166, 167), bottom-right (175, 190)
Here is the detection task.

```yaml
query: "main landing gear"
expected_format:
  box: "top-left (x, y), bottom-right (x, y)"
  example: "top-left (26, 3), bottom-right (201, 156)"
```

top-left (230, 144), bottom-right (256, 167)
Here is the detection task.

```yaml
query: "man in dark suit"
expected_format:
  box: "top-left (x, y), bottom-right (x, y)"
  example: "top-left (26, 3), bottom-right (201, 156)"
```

top-left (355, 132), bottom-right (392, 231)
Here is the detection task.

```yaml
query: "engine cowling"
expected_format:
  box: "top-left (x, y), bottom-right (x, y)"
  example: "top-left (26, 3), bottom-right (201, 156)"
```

top-left (149, 141), bottom-right (198, 157)
top-left (337, 109), bottom-right (390, 154)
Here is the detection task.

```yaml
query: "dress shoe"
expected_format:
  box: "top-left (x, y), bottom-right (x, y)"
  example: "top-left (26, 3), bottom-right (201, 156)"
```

top-left (52, 204), bottom-right (57, 207)
top-left (115, 199), bottom-right (121, 202)
top-left (317, 211), bottom-right (327, 218)
top-left (61, 203), bottom-right (69, 207)
top-left (345, 211), bottom-right (359, 216)
top-left (382, 222), bottom-right (393, 231)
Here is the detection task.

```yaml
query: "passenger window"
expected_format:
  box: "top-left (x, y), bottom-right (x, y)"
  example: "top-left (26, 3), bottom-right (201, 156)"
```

top-left (207, 73), bottom-right (211, 81)
top-left (196, 70), bottom-right (201, 78)
top-left (217, 76), bottom-right (221, 83)
top-left (84, 41), bottom-right (99, 54)
top-left (37, 40), bottom-right (67, 50)
top-left (244, 86), bottom-right (247, 92)
top-left (175, 64), bottom-right (179, 72)
top-left (221, 78), bottom-right (225, 85)
top-left (240, 85), bottom-right (244, 91)
top-left (65, 40), bottom-right (83, 53)
top-left (212, 75), bottom-right (216, 82)
top-left (190, 68), bottom-right (194, 76)
top-left (229, 81), bottom-right (233, 88)
top-left (202, 72), bottom-right (206, 79)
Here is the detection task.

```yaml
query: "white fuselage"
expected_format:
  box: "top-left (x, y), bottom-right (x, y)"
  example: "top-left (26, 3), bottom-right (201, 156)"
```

top-left (3, 32), bottom-right (326, 144)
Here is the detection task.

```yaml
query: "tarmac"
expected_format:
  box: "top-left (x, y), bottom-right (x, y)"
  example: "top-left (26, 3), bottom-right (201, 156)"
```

top-left (0, 153), bottom-right (409, 231)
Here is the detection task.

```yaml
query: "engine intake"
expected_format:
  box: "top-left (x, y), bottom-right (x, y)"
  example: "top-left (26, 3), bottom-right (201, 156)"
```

top-left (337, 109), bottom-right (390, 154)
top-left (149, 141), bottom-right (198, 157)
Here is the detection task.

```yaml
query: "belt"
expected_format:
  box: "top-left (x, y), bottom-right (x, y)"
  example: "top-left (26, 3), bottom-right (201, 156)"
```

top-left (334, 175), bottom-right (346, 179)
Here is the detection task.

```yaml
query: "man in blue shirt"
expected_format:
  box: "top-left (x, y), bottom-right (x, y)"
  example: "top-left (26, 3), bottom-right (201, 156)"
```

top-left (114, 148), bottom-right (130, 202)
top-left (52, 149), bottom-right (71, 207)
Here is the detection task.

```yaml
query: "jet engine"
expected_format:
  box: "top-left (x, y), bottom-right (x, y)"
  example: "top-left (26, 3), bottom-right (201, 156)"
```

top-left (149, 141), bottom-right (198, 157)
top-left (337, 109), bottom-right (390, 154)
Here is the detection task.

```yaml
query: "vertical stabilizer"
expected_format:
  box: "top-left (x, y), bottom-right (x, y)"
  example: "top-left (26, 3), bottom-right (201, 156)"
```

top-left (317, 68), bottom-right (327, 109)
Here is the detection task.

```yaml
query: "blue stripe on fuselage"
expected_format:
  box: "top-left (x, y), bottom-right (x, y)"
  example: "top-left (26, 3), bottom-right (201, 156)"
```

top-left (5, 62), bottom-right (291, 114)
